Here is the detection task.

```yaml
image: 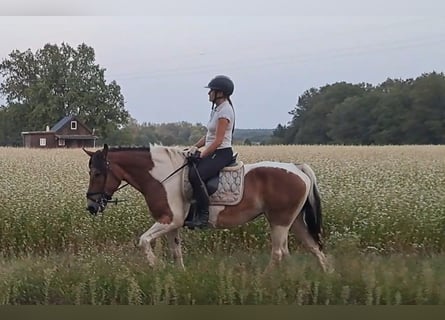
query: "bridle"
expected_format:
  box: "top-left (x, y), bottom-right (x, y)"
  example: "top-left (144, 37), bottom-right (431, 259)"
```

top-left (86, 159), bottom-right (128, 212)
top-left (86, 151), bottom-right (191, 213)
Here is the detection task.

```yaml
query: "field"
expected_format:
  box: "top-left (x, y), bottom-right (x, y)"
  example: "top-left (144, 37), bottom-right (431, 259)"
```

top-left (0, 145), bottom-right (444, 305)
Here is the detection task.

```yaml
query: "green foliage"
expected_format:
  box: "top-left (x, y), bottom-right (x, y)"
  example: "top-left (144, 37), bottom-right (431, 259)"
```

top-left (1, 252), bottom-right (445, 305)
top-left (233, 129), bottom-right (273, 145)
top-left (0, 42), bottom-right (129, 144)
top-left (273, 72), bottom-right (445, 145)
top-left (102, 123), bottom-right (273, 147)
top-left (103, 121), bottom-right (208, 146)
top-left (0, 104), bottom-right (23, 145)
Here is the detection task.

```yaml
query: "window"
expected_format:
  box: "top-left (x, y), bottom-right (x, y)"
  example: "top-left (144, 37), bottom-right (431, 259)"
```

top-left (71, 121), bottom-right (77, 130)
top-left (58, 138), bottom-right (65, 146)
top-left (39, 138), bottom-right (46, 146)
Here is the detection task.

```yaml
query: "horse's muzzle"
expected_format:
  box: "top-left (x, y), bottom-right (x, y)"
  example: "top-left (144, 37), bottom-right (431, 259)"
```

top-left (86, 199), bottom-right (107, 216)
top-left (86, 192), bottom-right (110, 215)
top-left (86, 205), bottom-right (97, 215)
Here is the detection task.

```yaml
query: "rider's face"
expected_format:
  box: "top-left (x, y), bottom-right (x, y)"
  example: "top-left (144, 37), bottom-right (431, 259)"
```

top-left (208, 90), bottom-right (223, 102)
top-left (208, 89), bottom-right (216, 102)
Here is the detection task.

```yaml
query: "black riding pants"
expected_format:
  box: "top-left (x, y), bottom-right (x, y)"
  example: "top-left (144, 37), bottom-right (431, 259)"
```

top-left (188, 147), bottom-right (233, 208)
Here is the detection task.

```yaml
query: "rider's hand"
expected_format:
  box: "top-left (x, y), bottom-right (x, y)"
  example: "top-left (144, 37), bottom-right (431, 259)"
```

top-left (184, 146), bottom-right (201, 163)
top-left (184, 146), bottom-right (199, 158)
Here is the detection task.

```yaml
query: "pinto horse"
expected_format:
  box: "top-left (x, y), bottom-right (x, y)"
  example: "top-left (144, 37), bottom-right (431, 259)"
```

top-left (83, 144), bottom-right (329, 272)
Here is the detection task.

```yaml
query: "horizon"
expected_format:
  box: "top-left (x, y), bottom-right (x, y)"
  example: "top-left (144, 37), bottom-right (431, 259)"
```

top-left (1, 4), bottom-right (444, 128)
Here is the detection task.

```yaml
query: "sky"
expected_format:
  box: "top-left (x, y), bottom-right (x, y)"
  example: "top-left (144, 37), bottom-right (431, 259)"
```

top-left (1, 1), bottom-right (444, 129)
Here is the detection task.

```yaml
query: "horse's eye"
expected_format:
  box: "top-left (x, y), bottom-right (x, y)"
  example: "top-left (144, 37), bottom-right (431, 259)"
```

top-left (94, 172), bottom-right (102, 178)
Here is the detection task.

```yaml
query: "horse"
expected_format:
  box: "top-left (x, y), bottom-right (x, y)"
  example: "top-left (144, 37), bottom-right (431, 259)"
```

top-left (83, 144), bottom-right (329, 272)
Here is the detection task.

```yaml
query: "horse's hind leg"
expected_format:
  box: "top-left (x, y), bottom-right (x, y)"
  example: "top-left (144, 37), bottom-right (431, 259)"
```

top-left (290, 214), bottom-right (329, 273)
top-left (165, 228), bottom-right (185, 270)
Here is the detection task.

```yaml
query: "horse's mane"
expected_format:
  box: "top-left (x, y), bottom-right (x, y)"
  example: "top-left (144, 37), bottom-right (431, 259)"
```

top-left (150, 145), bottom-right (186, 165)
top-left (107, 146), bottom-right (151, 152)
top-left (104, 144), bottom-right (185, 165)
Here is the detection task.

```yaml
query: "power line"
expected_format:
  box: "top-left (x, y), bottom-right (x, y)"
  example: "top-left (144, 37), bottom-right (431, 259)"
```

top-left (101, 16), bottom-right (434, 77)
top-left (105, 33), bottom-right (445, 81)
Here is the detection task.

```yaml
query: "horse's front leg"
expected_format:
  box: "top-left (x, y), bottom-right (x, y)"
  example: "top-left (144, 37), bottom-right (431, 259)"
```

top-left (165, 228), bottom-right (185, 270)
top-left (139, 222), bottom-right (179, 267)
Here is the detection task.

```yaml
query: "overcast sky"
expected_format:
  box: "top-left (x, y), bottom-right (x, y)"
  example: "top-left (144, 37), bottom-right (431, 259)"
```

top-left (1, 1), bottom-right (444, 128)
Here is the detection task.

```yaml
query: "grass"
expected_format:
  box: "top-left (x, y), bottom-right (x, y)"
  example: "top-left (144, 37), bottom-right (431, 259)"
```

top-left (1, 248), bottom-right (445, 305)
top-left (0, 145), bottom-right (444, 304)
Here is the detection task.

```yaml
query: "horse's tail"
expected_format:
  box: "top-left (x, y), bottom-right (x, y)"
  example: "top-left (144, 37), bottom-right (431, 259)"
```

top-left (297, 163), bottom-right (323, 251)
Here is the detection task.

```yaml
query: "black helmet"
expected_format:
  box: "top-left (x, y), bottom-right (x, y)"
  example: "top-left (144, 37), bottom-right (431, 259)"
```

top-left (205, 75), bottom-right (234, 96)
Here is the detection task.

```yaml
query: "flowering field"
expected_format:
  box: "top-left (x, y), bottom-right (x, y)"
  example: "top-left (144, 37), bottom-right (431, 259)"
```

top-left (0, 145), bottom-right (444, 304)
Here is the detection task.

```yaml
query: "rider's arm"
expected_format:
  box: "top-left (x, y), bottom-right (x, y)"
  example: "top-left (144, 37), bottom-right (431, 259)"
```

top-left (194, 136), bottom-right (206, 148)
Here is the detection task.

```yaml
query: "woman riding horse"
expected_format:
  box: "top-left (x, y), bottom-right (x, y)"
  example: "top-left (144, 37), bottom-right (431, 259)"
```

top-left (185, 75), bottom-right (236, 229)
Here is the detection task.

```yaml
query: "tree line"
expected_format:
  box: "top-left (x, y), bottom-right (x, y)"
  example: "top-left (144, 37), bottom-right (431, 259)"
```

top-left (103, 120), bottom-right (272, 146)
top-left (271, 72), bottom-right (445, 145)
top-left (1, 42), bottom-right (443, 146)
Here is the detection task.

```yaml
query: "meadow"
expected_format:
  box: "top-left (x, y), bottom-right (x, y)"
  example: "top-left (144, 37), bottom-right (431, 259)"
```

top-left (0, 145), bottom-right (444, 305)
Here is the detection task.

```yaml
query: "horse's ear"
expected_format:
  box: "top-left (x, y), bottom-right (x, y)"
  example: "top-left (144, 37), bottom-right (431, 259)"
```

top-left (82, 147), bottom-right (94, 157)
top-left (103, 144), bottom-right (109, 157)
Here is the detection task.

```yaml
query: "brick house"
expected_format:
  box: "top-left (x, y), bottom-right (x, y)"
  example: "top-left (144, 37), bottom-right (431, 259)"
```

top-left (21, 115), bottom-right (98, 148)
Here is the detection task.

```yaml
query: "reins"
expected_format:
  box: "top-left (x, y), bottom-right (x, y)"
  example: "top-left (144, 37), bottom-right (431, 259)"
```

top-left (160, 161), bottom-right (189, 184)
top-left (106, 160), bottom-right (189, 204)
top-left (107, 182), bottom-right (130, 204)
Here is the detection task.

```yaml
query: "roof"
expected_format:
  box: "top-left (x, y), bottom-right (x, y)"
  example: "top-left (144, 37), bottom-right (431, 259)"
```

top-left (51, 115), bottom-right (76, 132)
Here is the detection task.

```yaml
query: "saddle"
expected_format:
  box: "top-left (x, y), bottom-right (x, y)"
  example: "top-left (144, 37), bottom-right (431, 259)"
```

top-left (183, 152), bottom-right (245, 206)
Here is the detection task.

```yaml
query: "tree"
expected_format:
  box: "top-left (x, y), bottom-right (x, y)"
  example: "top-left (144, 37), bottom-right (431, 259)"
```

top-left (403, 72), bottom-right (445, 144)
top-left (270, 123), bottom-right (287, 144)
top-left (0, 42), bottom-right (129, 145)
top-left (0, 103), bottom-right (26, 145)
top-left (327, 94), bottom-right (378, 144)
top-left (289, 82), bottom-right (369, 144)
top-left (274, 72), bottom-right (445, 145)
top-left (370, 79), bottom-right (412, 144)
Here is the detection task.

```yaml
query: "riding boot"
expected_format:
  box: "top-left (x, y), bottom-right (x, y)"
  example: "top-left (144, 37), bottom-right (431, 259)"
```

top-left (186, 182), bottom-right (210, 229)
top-left (193, 203), bottom-right (209, 229)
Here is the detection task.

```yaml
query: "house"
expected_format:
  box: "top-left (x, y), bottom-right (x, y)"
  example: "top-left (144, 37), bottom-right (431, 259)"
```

top-left (21, 115), bottom-right (98, 148)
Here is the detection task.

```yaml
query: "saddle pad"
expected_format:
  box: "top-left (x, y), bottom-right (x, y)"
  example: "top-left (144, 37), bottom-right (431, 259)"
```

top-left (182, 161), bottom-right (245, 206)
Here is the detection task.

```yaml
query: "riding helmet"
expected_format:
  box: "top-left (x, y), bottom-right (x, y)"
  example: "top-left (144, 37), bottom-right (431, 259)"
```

top-left (205, 75), bottom-right (234, 96)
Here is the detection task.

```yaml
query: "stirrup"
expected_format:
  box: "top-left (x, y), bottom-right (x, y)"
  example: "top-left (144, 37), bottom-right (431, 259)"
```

top-left (183, 219), bottom-right (208, 230)
top-left (184, 211), bottom-right (209, 230)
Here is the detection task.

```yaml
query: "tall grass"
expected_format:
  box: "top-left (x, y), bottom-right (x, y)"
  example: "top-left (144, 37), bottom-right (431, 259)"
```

top-left (0, 145), bottom-right (444, 304)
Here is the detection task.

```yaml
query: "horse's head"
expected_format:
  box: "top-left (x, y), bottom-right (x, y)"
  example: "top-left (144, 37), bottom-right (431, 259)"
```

top-left (83, 144), bottom-right (122, 215)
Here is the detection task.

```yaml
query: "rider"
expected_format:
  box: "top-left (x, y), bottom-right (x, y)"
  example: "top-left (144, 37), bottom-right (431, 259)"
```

top-left (185, 75), bottom-right (235, 229)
